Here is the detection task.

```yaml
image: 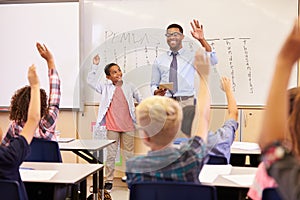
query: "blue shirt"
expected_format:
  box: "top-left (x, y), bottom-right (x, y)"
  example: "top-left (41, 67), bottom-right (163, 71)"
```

top-left (207, 119), bottom-right (239, 163)
top-left (87, 64), bottom-right (143, 126)
top-left (150, 48), bottom-right (218, 96)
top-left (126, 136), bottom-right (208, 189)
top-left (0, 136), bottom-right (30, 200)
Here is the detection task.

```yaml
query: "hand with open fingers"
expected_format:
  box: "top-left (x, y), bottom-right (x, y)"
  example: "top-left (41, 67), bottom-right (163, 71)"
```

top-left (190, 19), bottom-right (205, 41)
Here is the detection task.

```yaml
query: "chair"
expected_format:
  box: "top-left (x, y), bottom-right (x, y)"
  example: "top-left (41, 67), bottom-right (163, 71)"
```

top-left (262, 188), bottom-right (282, 200)
top-left (207, 155), bottom-right (228, 165)
top-left (24, 137), bottom-right (62, 162)
top-left (0, 179), bottom-right (21, 200)
top-left (130, 182), bottom-right (217, 200)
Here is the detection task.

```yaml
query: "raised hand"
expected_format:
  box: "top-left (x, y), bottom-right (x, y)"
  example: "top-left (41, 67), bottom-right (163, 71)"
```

top-left (28, 64), bottom-right (39, 87)
top-left (220, 77), bottom-right (232, 92)
top-left (36, 43), bottom-right (53, 62)
top-left (36, 42), bottom-right (55, 69)
top-left (190, 19), bottom-right (205, 41)
top-left (193, 47), bottom-right (210, 79)
top-left (277, 19), bottom-right (300, 67)
top-left (93, 54), bottom-right (100, 65)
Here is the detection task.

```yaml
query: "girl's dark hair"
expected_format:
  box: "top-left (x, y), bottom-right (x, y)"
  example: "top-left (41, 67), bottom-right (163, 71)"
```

top-left (167, 23), bottom-right (183, 34)
top-left (9, 85), bottom-right (48, 125)
top-left (104, 63), bottom-right (118, 76)
top-left (288, 87), bottom-right (300, 156)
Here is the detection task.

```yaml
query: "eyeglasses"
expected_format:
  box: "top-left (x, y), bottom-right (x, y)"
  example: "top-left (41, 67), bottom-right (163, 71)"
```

top-left (165, 32), bottom-right (182, 37)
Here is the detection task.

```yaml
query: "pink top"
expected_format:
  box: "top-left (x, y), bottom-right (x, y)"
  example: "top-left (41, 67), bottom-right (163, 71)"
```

top-left (106, 85), bottom-right (134, 132)
top-left (247, 162), bottom-right (278, 200)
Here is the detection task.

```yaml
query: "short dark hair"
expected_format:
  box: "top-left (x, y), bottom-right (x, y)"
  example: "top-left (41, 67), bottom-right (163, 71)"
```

top-left (167, 24), bottom-right (183, 34)
top-left (104, 63), bottom-right (118, 76)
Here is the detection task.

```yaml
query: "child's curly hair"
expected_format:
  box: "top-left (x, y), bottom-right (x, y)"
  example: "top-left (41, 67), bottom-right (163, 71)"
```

top-left (9, 86), bottom-right (48, 125)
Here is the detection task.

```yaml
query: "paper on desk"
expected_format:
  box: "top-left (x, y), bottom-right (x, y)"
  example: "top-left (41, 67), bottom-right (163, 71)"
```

top-left (231, 142), bottom-right (260, 150)
top-left (159, 83), bottom-right (173, 90)
top-left (20, 169), bottom-right (58, 181)
top-left (222, 174), bottom-right (255, 186)
top-left (199, 164), bottom-right (232, 183)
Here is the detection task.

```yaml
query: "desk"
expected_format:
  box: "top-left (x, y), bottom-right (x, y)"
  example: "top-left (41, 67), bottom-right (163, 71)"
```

top-left (230, 142), bottom-right (261, 167)
top-left (59, 139), bottom-right (115, 195)
top-left (200, 165), bottom-right (257, 200)
top-left (21, 162), bottom-right (103, 200)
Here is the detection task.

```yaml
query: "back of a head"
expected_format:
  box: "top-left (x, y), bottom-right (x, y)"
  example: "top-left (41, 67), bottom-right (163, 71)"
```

top-left (288, 87), bottom-right (300, 155)
top-left (9, 85), bottom-right (48, 124)
top-left (136, 96), bottom-right (182, 146)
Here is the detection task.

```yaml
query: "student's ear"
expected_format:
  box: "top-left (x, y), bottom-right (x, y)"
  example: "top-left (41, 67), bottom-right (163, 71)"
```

top-left (106, 74), bottom-right (111, 80)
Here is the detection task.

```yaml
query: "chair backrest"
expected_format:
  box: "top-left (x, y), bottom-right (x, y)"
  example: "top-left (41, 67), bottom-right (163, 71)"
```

top-left (207, 155), bottom-right (228, 165)
top-left (262, 188), bottom-right (282, 200)
top-left (0, 179), bottom-right (21, 200)
top-left (130, 182), bottom-right (217, 200)
top-left (25, 137), bottom-right (62, 162)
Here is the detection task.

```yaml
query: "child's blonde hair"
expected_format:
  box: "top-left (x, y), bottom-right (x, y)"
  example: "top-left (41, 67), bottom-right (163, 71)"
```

top-left (136, 96), bottom-right (182, 146)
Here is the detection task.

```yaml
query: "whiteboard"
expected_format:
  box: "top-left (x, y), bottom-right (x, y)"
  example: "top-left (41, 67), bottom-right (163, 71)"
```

top-left (0, 2), bottom-right (79, 109)
top-left (81, 0), bottom-right (298, 106)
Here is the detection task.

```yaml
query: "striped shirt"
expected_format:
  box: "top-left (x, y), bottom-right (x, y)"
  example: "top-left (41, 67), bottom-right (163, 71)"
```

top-left (1, 69), bottom-right (60, 146)
top-left (126, 136), bottom-right (208, 188)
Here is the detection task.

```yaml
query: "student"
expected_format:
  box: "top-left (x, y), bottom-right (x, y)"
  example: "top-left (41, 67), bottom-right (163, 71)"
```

top-left (247, 89), bottom-right (300, 200)
top-left (126, 48), bottom-right (211, 189)
top-left (87, 54), bottom-right (142, 192)
top-left (257, 18), bottom-right (300, 200)
top-left (151, 19), bottom-right (217, 106)
top-left (1, 43), bottom-right (60, 146)
top-left (181, 76), bottom-right (238, 163)
top-left (0, 65), bottom-right (40, 200)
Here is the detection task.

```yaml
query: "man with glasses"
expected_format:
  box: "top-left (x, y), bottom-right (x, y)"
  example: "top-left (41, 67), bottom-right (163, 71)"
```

top-left (150, 19), bottom-right (217, 107)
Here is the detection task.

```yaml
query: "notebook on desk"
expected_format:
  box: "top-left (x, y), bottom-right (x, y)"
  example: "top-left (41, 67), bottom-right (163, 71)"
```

top-left (57, 138), bottom-right (75, 143)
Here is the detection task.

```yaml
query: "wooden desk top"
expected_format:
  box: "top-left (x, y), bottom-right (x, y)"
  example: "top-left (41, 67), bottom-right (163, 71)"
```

top-left (21, 162), bottom-right (103, 184)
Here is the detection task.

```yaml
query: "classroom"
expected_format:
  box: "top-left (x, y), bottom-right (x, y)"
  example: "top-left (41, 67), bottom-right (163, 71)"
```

top-left (0, 0), bottom-right (298, 199)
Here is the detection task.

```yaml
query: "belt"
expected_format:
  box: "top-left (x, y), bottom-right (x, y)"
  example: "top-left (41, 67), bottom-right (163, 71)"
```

top-left (171, 96), bottom-right (194, 101)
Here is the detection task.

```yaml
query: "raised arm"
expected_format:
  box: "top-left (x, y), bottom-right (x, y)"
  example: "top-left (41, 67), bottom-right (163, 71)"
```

top-left (21, 65), bottom-right (41, 144)
top-left (190, 48), bottom-right (211, 142)
top-left (87, 54), bottom-right (104, 92)
top-left (220, 77), bottom-right (238, 121)
top-left (259, 19), bottom-right (300, 149)
top-left (36, 43), bottom-right (60, 139)
top-left (190, 19), bottom-right (212, 52)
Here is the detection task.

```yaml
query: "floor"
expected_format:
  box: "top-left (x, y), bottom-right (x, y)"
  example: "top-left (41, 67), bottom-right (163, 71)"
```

top-left (110, 178), bottom-right (130, 200)
top-left (86, 177), bottom-right (129, 200)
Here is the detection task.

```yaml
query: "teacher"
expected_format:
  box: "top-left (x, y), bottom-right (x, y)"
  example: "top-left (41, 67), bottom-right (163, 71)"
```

top-left (150, 19), bottom-right (217, 107)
